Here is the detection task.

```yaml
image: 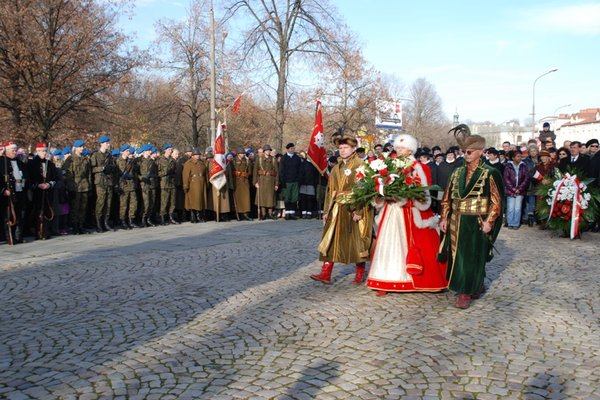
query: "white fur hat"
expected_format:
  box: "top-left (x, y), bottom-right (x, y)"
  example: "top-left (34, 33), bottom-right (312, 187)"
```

top-left (393, 134), bottom-right (418, 154)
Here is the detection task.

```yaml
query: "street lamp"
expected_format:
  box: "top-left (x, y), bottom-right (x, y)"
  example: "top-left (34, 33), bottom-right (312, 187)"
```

top-left (553, 103), bottom-right (571, 115)
top-left (532, 68), bottom-right (558, 137)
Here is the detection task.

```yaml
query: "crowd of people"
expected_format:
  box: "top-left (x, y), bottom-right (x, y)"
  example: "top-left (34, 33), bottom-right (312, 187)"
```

top-left (0, 137), bottom-right (333, 244)
top-left (3, 122), bottom-right (599, 307)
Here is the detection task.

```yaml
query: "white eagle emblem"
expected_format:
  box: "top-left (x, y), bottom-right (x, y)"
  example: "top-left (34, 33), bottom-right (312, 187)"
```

top-left (314, 131), bottom-right (325, 148)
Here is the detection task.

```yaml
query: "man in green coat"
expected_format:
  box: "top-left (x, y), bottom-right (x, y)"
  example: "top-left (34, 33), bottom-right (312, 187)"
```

top-left (157, 143), bottom-right (178, 225)
top-left (90, 135), bottom-right (117, 232)
top-left (438, 125), bottom-right (505, 309)
top-left (63, 139), bottom-right (91, 234)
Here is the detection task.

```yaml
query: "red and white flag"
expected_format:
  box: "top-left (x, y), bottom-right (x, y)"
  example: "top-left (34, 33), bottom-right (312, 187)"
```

top-left (307, 100), bottom-right (327, 175)
top-left (209, 121), bottom-right (227, 190)
top-left (232, 94), bottom-right (242, 115)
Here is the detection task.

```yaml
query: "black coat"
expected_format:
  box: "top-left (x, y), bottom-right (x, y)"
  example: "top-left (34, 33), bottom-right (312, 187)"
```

top-left (279, 153), bottom-right (302, 184)
top-left (558, 155), bottom-right (590, 177)
top-left (299, 159), bottom-right (320, 186)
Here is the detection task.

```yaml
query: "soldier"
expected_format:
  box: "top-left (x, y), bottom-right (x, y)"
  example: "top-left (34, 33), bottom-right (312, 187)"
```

top-left (253, 144), bottom-right (279, 220)
top-left (182, 147), bottom-right (208, 223)
top-left (1, 141), bottom-right (30, 244)
top-left (138, 144), bottom-right (157, 227)
top-left (63, 140), bottom-right (91, 234)
top-left (208, 153), bottom-right (231, 222)
top-left (157, 143), bottom-right (178, 225)
top-left (229, 149), bottom-right (252, 220)
top-left (115, 144), bottom-right (139, 229)
top-left (90, 135), bottom-right (117, 232)
top-left (174, 146), bottom-right (190, 222)
top-left (310, 135), bottom-right (374, 284)
top-left (28, 143), bottom-right (57, 240)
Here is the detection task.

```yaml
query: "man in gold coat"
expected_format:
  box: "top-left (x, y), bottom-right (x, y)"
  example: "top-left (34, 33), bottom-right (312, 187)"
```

top-left (311, 135), bottom-right (373, 285)
top-left (182, 148), bottom-right (208, 223)
top-left (229, 149), bottom-right (252, 220)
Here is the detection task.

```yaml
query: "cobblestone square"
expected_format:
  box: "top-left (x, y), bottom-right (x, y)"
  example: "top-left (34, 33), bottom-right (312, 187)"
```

top-left (1, 221), bottom-right (599, 399)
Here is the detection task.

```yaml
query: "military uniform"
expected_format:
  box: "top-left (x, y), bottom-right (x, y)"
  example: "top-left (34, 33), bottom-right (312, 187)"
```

top-left (157, 153), bottom-right (177, 224)
top-left (63, 151), bottom-right (91, 234)
top-left (182, 156), bottom-right (208, 222)
top-left (209, 159), bottom-right (230, 220)
top-left (252, 153), bottom-right (278, 218)
top-left (116, 155), bottom-right (139, 228)
top-left (90, 148), bottom-right (117, 231)
top-left (229, 155), bottom-right (252, 219)
top-left (1, 147), bottom-right (29, 243)
top-left (28, 153), bottom-right (57, 239)
top-left (139, 154), bottom-right (158, 226)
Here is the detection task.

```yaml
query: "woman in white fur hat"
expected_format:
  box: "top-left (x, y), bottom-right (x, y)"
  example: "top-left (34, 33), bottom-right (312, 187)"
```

top-left (366, 134), bottom-right (448, 295)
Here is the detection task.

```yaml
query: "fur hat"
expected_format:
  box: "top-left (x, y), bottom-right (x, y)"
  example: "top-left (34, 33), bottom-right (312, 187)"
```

top-left (448, 124), bottom-right (485, 150)
top-left (333, 135), bottom-right (358, 147)
top-left (393, 134), bottom-right (418, 154)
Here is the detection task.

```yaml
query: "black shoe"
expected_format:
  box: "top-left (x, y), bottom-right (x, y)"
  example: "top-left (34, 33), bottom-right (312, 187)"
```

top-left (170, 214), bottom-right (180, 224)
top-left (120, 221), bottom-right (130, 230)
top-left (528, 215), bottom-right (534, 227)
top-left (288, 214), bottom-right (298, 220)
top-left (96, 221), bottom-right (104, 233)
top-left (241, 213), bottom-right (252, 221)
top-left (129, 219), bottom-right (139, 229)
top-left (104, 220), bottom-right (114, 231)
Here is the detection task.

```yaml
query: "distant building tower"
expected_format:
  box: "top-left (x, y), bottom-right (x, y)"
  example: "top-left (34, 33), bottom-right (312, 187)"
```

top-left (453, 109), bottom-right (460, 125)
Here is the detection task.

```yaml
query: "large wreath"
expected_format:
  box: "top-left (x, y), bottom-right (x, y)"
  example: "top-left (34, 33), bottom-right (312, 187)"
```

top-left (536, 168), bottom-right (600, 238)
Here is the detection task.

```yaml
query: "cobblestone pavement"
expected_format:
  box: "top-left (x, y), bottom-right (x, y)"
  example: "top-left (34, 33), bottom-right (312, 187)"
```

top-left (1, 220), bottom-right (599, 400)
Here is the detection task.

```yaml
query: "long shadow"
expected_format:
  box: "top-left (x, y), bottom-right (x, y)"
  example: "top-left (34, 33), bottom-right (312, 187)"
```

top-left (283, 360), bottom-right (341, 399)
top-left (0, 221), bottom-right (324, 395)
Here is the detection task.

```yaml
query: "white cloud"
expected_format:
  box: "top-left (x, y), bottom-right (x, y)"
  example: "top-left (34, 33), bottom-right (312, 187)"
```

top-left (524, 4), bottom-right (600, 35)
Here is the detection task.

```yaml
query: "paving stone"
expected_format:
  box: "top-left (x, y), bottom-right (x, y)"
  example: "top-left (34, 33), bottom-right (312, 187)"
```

top-left (0, 222), bottom-right (598, 399)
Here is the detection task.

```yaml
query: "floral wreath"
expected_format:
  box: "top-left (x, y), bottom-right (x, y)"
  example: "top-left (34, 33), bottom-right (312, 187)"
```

top-left (536, 168), bottom-right (600, 239)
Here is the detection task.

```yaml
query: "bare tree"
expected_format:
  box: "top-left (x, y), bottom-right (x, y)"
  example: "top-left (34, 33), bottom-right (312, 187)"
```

top-left (225, 0), bottom-right (343, 151)
top-left (155, 0), bottom-right (218, 148)
top-left (319, 33), bottom-right (382, 137)
top-left (403, 78), bottom-right (450, 146)
top-left (0, 0), bottom-right (141, 142)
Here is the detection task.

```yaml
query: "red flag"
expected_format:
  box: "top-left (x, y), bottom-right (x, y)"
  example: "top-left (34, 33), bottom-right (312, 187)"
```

top-left (232, 95), bottom-right (242, 115)
top-left (307, 100), bottom-right (327, 175)
top-left (209, 121), bottom-right (227, 190)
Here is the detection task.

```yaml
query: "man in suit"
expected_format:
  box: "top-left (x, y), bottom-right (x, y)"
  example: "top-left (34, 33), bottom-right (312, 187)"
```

top-left (559, 141), bottom-right (590, 177)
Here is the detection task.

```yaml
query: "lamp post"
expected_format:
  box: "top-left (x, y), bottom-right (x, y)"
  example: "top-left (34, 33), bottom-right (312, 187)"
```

top-left (532, 68), bottom-right (558, 137)
top-left (553, 103), bottom-right (571, 115)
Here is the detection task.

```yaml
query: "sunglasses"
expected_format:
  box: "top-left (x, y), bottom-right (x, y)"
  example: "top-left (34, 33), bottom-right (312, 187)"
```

top-left (590, 144), bottom-right (599, 148)
top-left (559, 153), bottom-right (567, 156)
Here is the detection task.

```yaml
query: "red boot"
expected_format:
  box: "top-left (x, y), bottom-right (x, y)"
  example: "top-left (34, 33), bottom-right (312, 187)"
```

top-left (455, 294), bottom-right (471, 309)
top-left (310, 262), bottom-right (334, 284)
top-left (353, 263), bottom-right (366, 285)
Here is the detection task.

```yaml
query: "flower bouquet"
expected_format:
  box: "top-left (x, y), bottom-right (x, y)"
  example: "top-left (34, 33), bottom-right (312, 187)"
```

top-left (536, 168), bottom-right (600, 238)
top-left (343, 153), bottom-right (440, 208)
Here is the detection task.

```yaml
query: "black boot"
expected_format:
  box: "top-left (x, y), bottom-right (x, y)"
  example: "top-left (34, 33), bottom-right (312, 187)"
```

top-left (242, 213), bottom-right (252, 221)
top-left (146, 216), bottom-right (155, 227)
top-left (120, 220), bottom-right (130, 230)
top-left (197, 210), bottom-right (206, 223)
top-left (129, 218), bottom-right (139, 229)
top-left (190, 211), bottom-right (197, 223)
top-left (528, 215), bottom-right (534, 227)
top-left (160, 215), bottom-right (167, 226)
top-left (104, 219), bottom-right (114, 231)
top-left (170, 214), bottom-right (180, 224)
top-left (96, 219), bottom-right (105, 233)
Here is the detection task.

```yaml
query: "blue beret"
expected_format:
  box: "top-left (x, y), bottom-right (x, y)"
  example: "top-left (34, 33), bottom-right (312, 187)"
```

top-left (82, 149), bottom-right (91, 156)
top-left (120, 144), bottom-right (130, 152)
top-left (129, 146), bottom-right (135, 153)
top-left (62, 147), bottom-right (71, 155)
top-left (98, 135), bottom-right (110, 144)
top-left (111, 149), bottom-right (120, 157)
top-left (73, 139), bottom-right (84, 147)
top-left (51, 149), bottom-right (62, 156)
top-left (163, 143), bottom-right (173, 150)
top-left (151, 146), bottom-right (157, 153)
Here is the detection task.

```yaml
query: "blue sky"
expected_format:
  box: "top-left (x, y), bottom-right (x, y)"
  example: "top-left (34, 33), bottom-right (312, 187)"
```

top-left (123, 0), bottom-right (600, 125)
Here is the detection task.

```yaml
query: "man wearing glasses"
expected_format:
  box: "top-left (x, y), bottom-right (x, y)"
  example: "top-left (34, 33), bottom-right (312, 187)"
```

top-left (438, 125), bottom-right (505, 310)
top-left (587, 139), bottom-right (600, 232)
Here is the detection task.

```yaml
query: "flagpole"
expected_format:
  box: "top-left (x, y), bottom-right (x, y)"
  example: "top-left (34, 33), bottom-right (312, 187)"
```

top-left (209, 0), bottom-right (216, 147)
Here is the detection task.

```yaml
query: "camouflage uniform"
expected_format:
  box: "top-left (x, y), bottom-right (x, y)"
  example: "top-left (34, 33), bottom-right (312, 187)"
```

top-left (63, 153), bottom-right (91, 234)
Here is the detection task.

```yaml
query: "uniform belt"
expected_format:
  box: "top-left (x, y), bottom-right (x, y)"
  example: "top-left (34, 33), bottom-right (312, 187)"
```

top-left (192, 173), bottom-right (203, 177)
top-left (234, 171), bottom-right (249, 177)
top-left (452, 197), bottom-right (488, 215)
top-left (258, 170), bottom-right (276, 176)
